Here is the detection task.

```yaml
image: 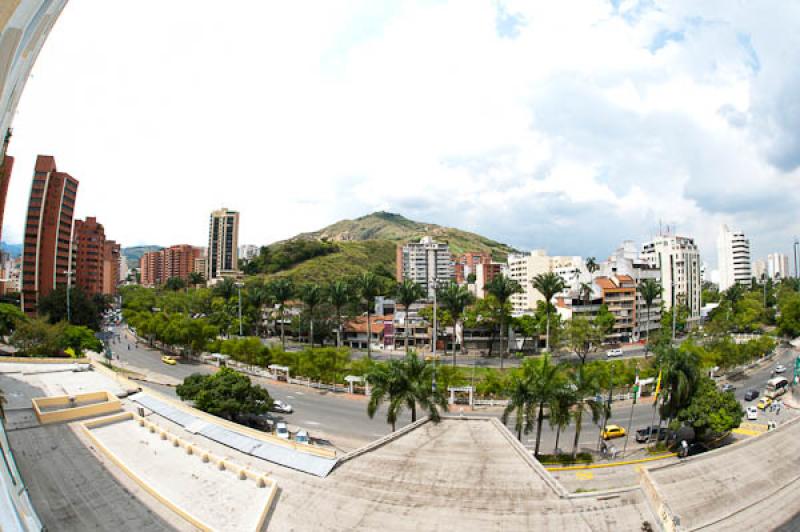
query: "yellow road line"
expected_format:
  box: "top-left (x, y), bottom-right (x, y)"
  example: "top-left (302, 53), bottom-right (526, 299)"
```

top-left (545, 453), bottom-right (677, 471)
top-left (732, 428), bottom-right (762, 436)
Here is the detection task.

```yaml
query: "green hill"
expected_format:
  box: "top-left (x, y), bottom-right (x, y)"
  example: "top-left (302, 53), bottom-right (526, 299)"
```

top-left (247, 212), bottom-right (515, 285)
top-left (122, 245), bottom-right (163, 264)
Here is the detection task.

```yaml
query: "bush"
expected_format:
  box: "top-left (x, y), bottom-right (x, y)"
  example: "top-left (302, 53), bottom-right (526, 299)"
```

top-left (537, 452), bottom-right (593, 465)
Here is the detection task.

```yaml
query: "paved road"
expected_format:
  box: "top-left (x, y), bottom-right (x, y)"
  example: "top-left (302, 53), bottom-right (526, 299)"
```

top-left (107, 325), bottom-right (798, 453)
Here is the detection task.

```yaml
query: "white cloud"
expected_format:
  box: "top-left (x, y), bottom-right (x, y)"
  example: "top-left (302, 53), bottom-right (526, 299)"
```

top-left (3, 0), bottom-right (799, 270)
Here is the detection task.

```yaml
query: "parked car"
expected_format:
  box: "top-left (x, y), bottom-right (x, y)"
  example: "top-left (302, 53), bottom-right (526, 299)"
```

top-left (635, 426), bottom-right (671, 443)
top-left (744, 389), bottom-right (759, 401)
top-left (161, 356), bottom-right (176, 365)
top-left (294, 430), bottom-right (310, 445)
top-left (272, 400), bottom-right (293, 414)
top-left (746, 406), bottom-right (758, 420)
top-left (775, 364), bottom-right (786, 374)
top-left (757, 397), bottom-right (772, 410)
top-left (720, 383), bottom-right (736, 393)
top-left (606, 349), bottom-right (624, 358)
top-left (275, 422), bottom-right (289, 439)
top-left (601, 424), bottom-right (626, 440)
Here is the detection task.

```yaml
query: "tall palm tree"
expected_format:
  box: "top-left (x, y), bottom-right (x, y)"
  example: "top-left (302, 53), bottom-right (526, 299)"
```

top-left (570, 364), bottom-right (606, 459)
top-left (485, 275), bottom-right (523, 369)
top-left (437, 282), bottom-right (475, 366)
top-left (327, 280), bottom-right (351, 347)
top-left (502, 371), bottom-right (535, 441)
top-left (637, 279), bottom-right (662, 352)
top-left (395, 279), bottom-right (426, 353)
top-left (585, 257), bottom-right (599, 276)
top-left (656, 346), bottom-right (699, 424)
top-left (366, 353), bottom-right (446, 431)
top-left (267, 278), bottom-right (294, 351)
top-left (355, 272), bottom-right (382, 359)
top-left (245, 282), bottom-right (272, 337)
top-left (548, 383), bottom-right (576, 454)
top-left (532, 272), bottom-right (567, 352)
top-left (299, 283), bottom-right (322, 347)
top-left (526, 354), bottom-right (565, 458)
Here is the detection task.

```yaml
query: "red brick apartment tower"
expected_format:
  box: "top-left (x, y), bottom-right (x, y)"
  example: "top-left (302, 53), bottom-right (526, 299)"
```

top-left (21, 155), bottom-right (79, 316)
top-left (163, 245), bottom-right (197, 281)
top-left (0, 154), bottom-right (12, 242)
top-left (73, 217), bottom-right (105, 296)
top-left (102, 240), bottom-right (120, 295)
top-left (140, 251), bottom-right (162, 287)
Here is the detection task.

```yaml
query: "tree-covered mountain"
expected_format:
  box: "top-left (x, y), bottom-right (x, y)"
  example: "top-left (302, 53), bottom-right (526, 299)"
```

top-left (0, 242), bottom-right (22, 257)
top-left (122, 245), bottom-right (163, 264)
top-left (244, 212), bottom-right (516, 284)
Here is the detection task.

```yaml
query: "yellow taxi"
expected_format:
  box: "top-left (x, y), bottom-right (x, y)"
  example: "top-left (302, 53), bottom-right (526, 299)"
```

top-left (161, 355), bottom-right (177, 365)
top-left (757, 396), bottom-right (772, 410)
top-left (601, 424), bottom-right (626, 440)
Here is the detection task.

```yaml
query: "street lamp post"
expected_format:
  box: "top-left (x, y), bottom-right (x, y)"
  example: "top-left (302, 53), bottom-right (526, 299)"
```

top-left (236, 282), bottom-right (244, 337)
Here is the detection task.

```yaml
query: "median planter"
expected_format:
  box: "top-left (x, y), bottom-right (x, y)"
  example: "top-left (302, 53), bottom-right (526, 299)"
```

top-left (537, 452), bottom-right (594, 466)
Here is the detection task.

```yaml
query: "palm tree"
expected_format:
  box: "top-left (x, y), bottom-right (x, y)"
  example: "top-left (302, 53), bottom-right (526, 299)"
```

top-left (532, 272), bottom-right (567, 352)
top-left (526, 354), bottom-right (565, 458)
top-left (327, 280), bottom-right (351, 347)
top-left (585, 257), bottom-right (599, 276)
top-left (637, 279), bottom-right (662, 353)
top-left (437, 282), bottom-right (475, 366)
top-left (548, 383), bottom-right (576, 454)
top-left (355, 272), bottom-right (382, 359)
top-left (245, 282), bottom-right (272, 337)
top-left (569, 364), bottom-right (606, 459)
top-left (267, 278), bottom-right (294, 351)
top-left (366, 353), bottom-right (447, 431)
top-left (485, 275), bottom-right (523, 369)
top-left (299, 284), bottom-right (322, 347)
top-left (502, 371), bottom-right (535, 441)
top-left (578, 282), bottom-right (593, 308)
top-left (656, 346), bottom-right (699, 424)
top-left (188, 271), bottom-right (205, 289)
top-left (394, 279), bottom-right (426, 353)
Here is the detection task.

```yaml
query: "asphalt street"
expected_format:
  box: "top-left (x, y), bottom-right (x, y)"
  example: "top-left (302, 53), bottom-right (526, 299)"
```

top-left (106, 325), bottom-right (798, 454)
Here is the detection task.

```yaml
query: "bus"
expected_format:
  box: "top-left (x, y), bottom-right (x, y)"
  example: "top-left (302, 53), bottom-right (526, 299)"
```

top-left (765, 377), bottom-right (789, 399)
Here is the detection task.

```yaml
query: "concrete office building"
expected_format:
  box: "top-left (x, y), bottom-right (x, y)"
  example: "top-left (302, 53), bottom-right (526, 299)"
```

top-left (767, 253), bottom-right (789, 280)
top-left (641, 233), bottom-right (701, 327)
top-left (239, 244), bottom-right (259, 261)
top-left (717, 225), bottom-right (751, 291)
top-left (21, 155), bottom-right (78, 315)
top-left (753, 258), bottom-right (767, 281)
top-left (207, 208), bottom-right (240, 281)
top-left (508, 251), bottom-right (585, 316)
top-left (396, 237), bottom-right (454, 297)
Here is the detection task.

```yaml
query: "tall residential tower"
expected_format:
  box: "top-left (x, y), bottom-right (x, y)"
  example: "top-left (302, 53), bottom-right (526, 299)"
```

top-left (717, 225), bottom-right (751, 291)
top-left (641, 233), bottom-right (701, 328)
top-left (207, 208), bottom-right (240, 282)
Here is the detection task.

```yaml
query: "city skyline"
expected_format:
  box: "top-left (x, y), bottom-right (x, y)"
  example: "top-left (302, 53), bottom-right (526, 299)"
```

top-left (2, 1), bottom-right (800, 269)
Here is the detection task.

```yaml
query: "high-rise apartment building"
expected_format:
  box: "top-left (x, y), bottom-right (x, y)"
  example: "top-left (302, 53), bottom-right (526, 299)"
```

top-left (0, 139), bottom-right (13, 243)
top-left (103, 240), bottom-right (121, 295)
top-left (454, 251), bottom-right (492, 284)
top-left (21, 155), bottom-right (78, 315)
top-left (73, 217), bottom-right (106, 296)
top-left (717, 225), bottom-right (751, 291)
top-left (767, 253), bottom-right (789, 280)
top-left (139, 245), bottom-right (199, 287)
top-left (239, 244), bottom-right (259, 262)
top-left (207, 208), bottom-right (240, 281)
top-left (474, 262), bottom-right (503, 299)
top-left (507, 251), bottom-right (585, 316)
top-left (753, 258), bottom-right (767, 281)
top-left (641, 234), bottom-right (701, 327)
top-left (396, 237), bottom-right (454, 297)
top-left (140, 251), bottom-right (162, 287)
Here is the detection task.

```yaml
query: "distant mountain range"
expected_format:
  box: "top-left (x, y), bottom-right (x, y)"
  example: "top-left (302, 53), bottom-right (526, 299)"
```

top-left (252, 211), bottom-right (517, 284)
top-left (0, 242), bottom-right (21, 257)
top-left (121, 245), bottom-right (163, 264)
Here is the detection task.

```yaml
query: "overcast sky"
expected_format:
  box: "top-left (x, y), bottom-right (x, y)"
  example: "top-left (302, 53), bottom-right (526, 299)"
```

top-left (4, 0), bottom-right (800, 269)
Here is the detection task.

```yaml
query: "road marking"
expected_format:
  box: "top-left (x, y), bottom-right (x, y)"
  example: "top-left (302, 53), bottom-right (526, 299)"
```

top-left (295, 392), bottom-right (305, 395)
top-left (732, 428), bottom-right (762, 437)
top-left (286, 395), bottom-right (295, 399)
top-left (575, 471), bottom-right (593, 480)
top-left (303, 421), bottom-right (321, 426)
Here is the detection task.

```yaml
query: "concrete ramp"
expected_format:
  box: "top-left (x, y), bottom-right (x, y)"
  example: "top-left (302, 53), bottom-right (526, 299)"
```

top-left (130, 392), bottom-right (337, 477)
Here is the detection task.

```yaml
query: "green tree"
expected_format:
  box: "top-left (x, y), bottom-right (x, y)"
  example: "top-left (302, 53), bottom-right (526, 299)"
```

top-left (674, 376), bottom-right (743, 438)
top-left (548, 382), bottom-right (576, 454)
top-left (564, 317), bottom-right (605, 366)
top-left (164, 277), bottom-right (187, 291)
top-left (569, 364), bottom-right (606, 459)
top-left (61, 325), bottom-right (103, 357)
top-left (485, 275), bottom-right (523, 367)
top-left (0, 302), bottom-right (25, 338)
top-left (526, 354), bottom-right (565, 458)
top-left (532, 272), bottom-right (567, 352)
top-left (502, 370), bottom-right (535, 441)
top-left (637, 279), bottom-right (662, 351)
top-left (299, 283), bottom-right (323, 346)
top-left (355, 272), bottom-right (382, 359)
top-left (176, 368), bottom-right (271, 422)
top-left (365, 353), bottom-right (447, 431)
top-left (585, 257), bottom-right (599, 276)
top-left (777, 292), bottom-right (800, 338)
top-left (267, 278), bottom-right (294, 350)
top-left (326, 280), bottom-right (351, 347)
top-left (394, 279), bottom-right (426, 353)
top-left (437, 282), bottom-right (475, 365)
top-left (10, 318), bottom-right (66, 356)
top-left (212, 278), bottom-right (237, 300)
top-left (656, 345), bottom-right (700, 424)
top-left (188, 271), bottom-right (205, 289)
top-left (38, 286), bottom-right (102, 330)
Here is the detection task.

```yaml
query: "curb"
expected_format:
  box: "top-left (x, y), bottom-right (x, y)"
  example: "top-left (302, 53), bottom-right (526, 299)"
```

top-left (545, 452), bottom-right (677, 471)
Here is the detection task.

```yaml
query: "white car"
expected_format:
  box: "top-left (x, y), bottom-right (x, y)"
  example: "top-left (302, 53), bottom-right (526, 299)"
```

top-left (272, 400), bottom-right (293, 414)
top-left (275, 422), bottom-right (289, 439)
top-left (606, 349), bottom-right (624, 358)
top-left (746, 406), bottom-right (758, 421)
top-left (294, 430), bottom-right (310, 445)
top-left (775, 364), bottom-right (786, 374)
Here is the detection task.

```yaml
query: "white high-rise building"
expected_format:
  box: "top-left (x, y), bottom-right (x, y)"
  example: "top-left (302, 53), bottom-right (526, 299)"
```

top-left (508, 251), bottom-right (586, 316)
top-left (396, 237), bottom-right (453, 298)
top-left (753, 258), bottom-right (767, 281)
top-left (239, 244), bottom-right (259, 261)
top-left (767, 253), bottom-right (789, 280)
top-left (207, 208), bottom-right (240, 281)
top-left (641, 234), bottom-right (702, 327)
top-left (717, 225), bottom-right (752, 291)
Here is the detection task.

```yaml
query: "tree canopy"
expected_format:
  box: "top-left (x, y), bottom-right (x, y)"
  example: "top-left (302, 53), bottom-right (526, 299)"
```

top-left (176, 368), bottom-right (272, 422)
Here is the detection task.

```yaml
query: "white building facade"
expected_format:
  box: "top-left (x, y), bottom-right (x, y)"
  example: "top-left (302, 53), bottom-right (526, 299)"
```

top-left (641, 234), bottom-right (702, 328)
top-left (717, 225), bottom-right (751, 291)
top-left (508, 250), bottom-right (586, 316)
top-left (767, 253), bottom-right (789, 280)
top-left (396, 237), bottom-right (453, 298)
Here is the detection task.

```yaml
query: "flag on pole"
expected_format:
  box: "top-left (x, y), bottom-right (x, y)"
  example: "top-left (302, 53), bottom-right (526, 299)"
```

top-left (653, 370), bottom-right (662, 400)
